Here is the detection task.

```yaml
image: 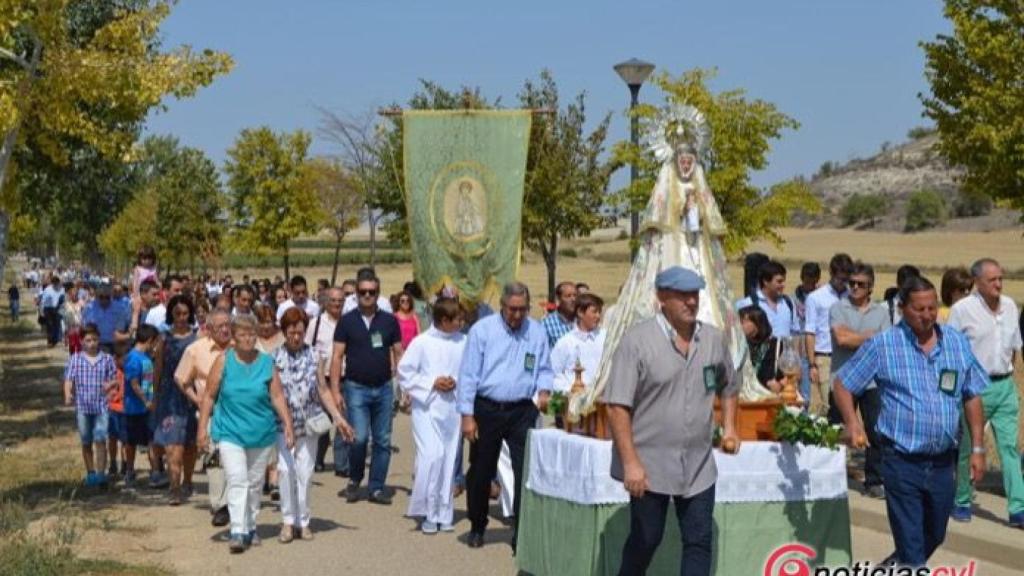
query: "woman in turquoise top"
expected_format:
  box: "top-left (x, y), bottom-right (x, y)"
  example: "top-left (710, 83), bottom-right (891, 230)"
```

top-left (198, 314), bottom-right (293, 554)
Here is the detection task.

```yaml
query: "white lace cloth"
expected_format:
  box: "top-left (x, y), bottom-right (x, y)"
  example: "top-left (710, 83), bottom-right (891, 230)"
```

top-left (526, 429), bottom-right (848, 505)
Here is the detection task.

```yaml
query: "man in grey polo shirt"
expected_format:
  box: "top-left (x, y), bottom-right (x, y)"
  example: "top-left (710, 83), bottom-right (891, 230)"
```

top-left (829, 261), bottom-right (891, 499)
top-left (604, 266), bottom-right (740, 576)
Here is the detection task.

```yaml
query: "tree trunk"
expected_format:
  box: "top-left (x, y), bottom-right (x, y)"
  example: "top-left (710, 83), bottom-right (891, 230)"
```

top-left (368, 205), bottom-right (377, 268)
top-left (331, 232), bottom-right (343, 286)
top-left (0, 211), bottom-right (9, 288)
top-left (0, 37), bottom-right (43, 288)
top-left (545, 230), bottom-right (558, 303)
top-left (283, 250), bottom-right (291, 283)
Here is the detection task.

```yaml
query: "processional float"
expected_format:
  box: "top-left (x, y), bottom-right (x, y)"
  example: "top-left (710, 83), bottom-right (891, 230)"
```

top-left (563, 103), bottom-right (804, 441)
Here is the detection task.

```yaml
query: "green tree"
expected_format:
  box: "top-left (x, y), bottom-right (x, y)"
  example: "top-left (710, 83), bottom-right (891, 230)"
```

top-left (518, 70), bottom-right (612, 301)
top-left (611, 69), bottom-right (819, 255)
top-left (921, 0), bottom-right (1024, 220)
top-left (953, 188), bottom-right (993, 218)
top-left (97, 136), bottom-right (225, 274)
top-left (904, 189), bottom-right (948, 232)
top-left (304, 156), bottom-right (364, 285)
top-left (840, 193), bottom-right (890, 227)
top-left (98, 187), bottom-right (159, 274)
top-left (224, 127), bottom-right (322, 280)
top-left (316, 109), bottom-right (390, 266)
top-left (0, 0), bottom-right (232, 275)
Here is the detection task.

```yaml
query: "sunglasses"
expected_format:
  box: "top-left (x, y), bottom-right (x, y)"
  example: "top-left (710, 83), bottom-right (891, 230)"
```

top-left (848, 280), bottom-right (871, 289)
top-left (358, 289), bottom-right (378, 297)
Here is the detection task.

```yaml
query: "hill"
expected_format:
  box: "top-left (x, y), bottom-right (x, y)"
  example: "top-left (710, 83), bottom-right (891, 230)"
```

top-left (803, 132), bottom-right (1020, 231)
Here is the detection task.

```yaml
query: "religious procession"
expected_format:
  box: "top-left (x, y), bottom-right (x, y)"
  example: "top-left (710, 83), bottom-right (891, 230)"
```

top-left (2, 3), bottom-right (1023, 576)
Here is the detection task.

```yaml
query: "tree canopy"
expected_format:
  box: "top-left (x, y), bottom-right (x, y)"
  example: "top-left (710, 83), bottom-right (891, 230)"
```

top-left (98, 135), bottom-right (225, 274)
top-left (519, 70), bottom-right (612, 300)
top-left (224, 127), bottom-right (322, 280)
top-left (0, 0), bottom-right (232, 273)
top-left (304, 156), bottom-right (364, 284)
top-left (921, 0), bottom-right (1024, 219)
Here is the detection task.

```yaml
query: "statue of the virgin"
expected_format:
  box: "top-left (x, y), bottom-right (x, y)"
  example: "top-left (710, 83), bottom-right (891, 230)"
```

top-left (572, 104), bottom-right (771, 421)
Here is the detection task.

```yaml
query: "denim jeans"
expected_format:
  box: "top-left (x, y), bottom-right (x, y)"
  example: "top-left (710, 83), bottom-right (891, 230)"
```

top-left (619, 484), bottom-right (716, 576)
top-left (344, 379), bottom-right (393, 493)
top-left (76, 411), bottom-right (109, 445)
top-left (799, 357), bottom-right (812, 411)
top-left (879, 441), bottom-right (956, 567)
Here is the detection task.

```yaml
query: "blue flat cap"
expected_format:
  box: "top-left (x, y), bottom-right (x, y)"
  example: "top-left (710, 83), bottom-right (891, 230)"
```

top-left (655, 266), bottom-right (706, 292)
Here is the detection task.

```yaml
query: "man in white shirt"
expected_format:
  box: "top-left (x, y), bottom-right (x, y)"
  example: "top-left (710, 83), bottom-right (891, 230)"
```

top-left (306, 287), bottom-right (346, 474)
top-left (39, 275), bottom-right (64, 346)
top-left (144, 275), bottom-right (184, 329)
top-left (735, 260), bottom-right (797, 339)
top-left (550, 293), bottom-right (606, 393)
top-left (276, 275), bottom-right (320, 323)
top-left (803, 253), bottom-right (853, 417)
top-left (947, 258), bottom-right (1024, 527)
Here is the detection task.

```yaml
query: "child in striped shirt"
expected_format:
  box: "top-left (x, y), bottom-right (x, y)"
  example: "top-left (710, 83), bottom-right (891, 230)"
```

top-left (63, 323), bottom-right (118, 487)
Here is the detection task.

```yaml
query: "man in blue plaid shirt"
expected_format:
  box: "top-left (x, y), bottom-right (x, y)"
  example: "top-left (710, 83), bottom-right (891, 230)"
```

top-left (540, 281), bottom-right (576, 347)
top-left (832, 276), bottom-right (988, 568)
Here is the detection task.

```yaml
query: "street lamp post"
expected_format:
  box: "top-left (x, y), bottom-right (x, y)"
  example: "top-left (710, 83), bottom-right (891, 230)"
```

top-left (613, 58), bottom-right (655, 261)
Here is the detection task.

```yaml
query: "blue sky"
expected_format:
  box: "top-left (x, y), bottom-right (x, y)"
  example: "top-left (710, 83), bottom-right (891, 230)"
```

top-left (145, 0), bottom-right (951, 188)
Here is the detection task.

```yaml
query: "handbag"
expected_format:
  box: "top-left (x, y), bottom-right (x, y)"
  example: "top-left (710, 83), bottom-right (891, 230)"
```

top-left (305, 410), bottom-right (333, 436)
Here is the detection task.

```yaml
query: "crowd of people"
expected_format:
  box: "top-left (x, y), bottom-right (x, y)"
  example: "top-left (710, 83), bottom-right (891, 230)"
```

top-left (18, 244), bottom-right (1024, 570)
top-left (734, 252), bottom-right (1023, 569)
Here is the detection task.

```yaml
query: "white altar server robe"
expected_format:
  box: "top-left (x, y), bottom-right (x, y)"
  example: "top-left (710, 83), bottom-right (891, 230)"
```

top-left (397, 327), bottom-right (466, 525)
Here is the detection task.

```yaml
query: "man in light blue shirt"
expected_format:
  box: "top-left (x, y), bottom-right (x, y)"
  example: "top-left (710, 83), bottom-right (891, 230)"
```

top-left (39, 276), bottom-right (64, 347)
top-left (458, 281), bottom-right (552, 551)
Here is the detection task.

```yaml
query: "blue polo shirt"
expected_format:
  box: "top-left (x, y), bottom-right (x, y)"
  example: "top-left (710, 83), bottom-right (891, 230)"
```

top-left (82, 300), bottom-right (131, 345)
top-left (334, 308), bottom-right (401, 386)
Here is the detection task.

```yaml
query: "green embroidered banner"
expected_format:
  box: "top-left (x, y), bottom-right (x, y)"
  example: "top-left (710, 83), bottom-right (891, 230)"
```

top-left (403, 110), bottom-right (532, 304)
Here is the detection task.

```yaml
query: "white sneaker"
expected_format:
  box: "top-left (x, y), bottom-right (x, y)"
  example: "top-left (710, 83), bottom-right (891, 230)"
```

top-left (439, 523), bottom-right (455, 532)
top-left (421, 522), bottom-right (438, 535)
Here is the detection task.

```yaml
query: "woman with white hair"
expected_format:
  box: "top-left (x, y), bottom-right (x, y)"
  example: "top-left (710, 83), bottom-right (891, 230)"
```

top-left (198, 313), bottom-right (294, 554)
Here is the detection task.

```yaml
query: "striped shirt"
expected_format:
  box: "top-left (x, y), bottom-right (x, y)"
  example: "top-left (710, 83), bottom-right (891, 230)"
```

top-left (835, 322), bottom-right (988, 455)
top-left (64, 352), bottom-right (116, 415)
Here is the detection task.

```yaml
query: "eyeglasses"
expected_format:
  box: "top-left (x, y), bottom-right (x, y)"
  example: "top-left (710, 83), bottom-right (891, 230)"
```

top-left (506, 305), bottom-right (529, 314)
top-left (358, 289), bottom-right (378, 297)
top-left (848, 280), bottom-right (871, 289)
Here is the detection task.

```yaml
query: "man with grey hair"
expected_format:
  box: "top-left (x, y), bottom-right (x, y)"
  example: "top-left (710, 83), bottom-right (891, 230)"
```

top-left (175, 308), bottom-right (234, 526)
top-left (307, 286), bottom-right (347, 474)
top-left (947, 258), bottom-right (1023, 527)
top-left (458, 281), bottom-right (553, 551)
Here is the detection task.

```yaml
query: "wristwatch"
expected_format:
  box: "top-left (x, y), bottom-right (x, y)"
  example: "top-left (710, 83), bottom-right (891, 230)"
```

top-left (971, 446), bottom-right (986, 455)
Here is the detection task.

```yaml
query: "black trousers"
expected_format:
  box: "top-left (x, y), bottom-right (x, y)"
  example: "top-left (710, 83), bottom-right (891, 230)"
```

top-left (829, 387), bottom-right (884, 487)
top-left (465, 397), bottom-right (537, 541)
top-left (619, 484), bottom-right (716, 576)
top-left (43, 307), bottom-right (60, 345)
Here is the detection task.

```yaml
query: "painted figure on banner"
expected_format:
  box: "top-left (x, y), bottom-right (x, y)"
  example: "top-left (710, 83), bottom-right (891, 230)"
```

top-left (578, 104), bottom-right (769, 420)
top-left (454, 179), bottom-right (485, 238)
